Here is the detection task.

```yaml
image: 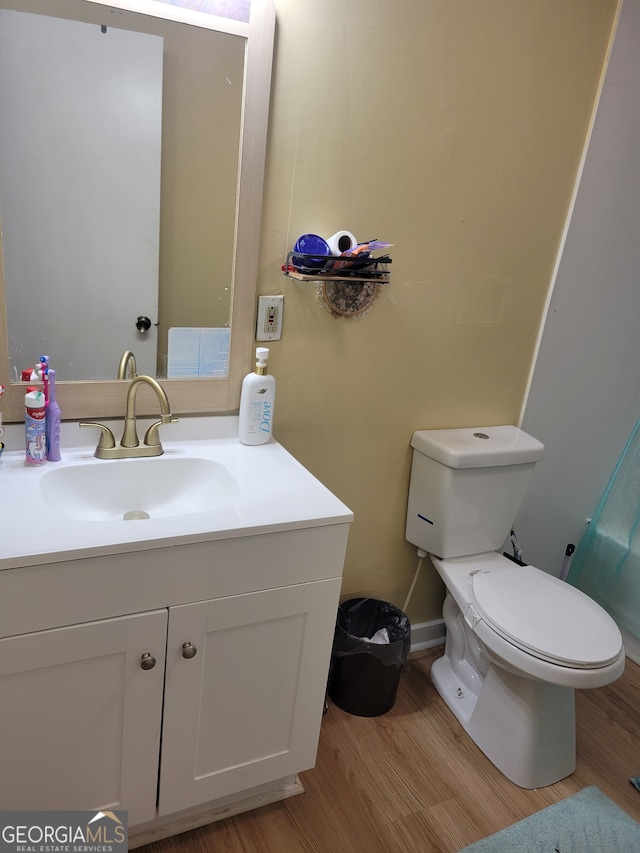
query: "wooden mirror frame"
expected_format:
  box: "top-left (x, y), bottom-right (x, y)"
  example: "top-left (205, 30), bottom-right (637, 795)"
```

top-left (0, 0), bottom-right (275, 422)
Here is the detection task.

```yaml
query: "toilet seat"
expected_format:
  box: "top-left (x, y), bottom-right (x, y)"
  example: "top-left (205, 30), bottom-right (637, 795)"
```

top-left (470, 563), bottom-right (622, 668)
top-left (430, 551), bottom-right (625, 686)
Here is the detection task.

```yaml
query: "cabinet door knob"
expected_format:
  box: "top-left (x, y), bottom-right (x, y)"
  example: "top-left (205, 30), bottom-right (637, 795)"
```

top-left (140, 652), bottom-right (157, 670)
top-left (181, 642), bottom-right (197, 659)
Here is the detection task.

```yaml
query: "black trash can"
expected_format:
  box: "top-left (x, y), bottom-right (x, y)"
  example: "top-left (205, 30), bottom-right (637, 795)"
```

top-left (328, 597), bottom-right (411, 717)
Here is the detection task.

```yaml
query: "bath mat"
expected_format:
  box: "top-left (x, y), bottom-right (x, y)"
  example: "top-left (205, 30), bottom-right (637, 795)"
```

top-left (458, 786), bottom-right (640, 852)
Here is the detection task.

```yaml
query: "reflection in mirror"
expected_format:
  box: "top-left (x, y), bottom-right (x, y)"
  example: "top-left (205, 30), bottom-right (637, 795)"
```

top-left (1, 8), bottom-right (164, 379)
top-left (0, 0), bottom-right (274, 422)
top-left (0, 0), bottom-right (245, 381)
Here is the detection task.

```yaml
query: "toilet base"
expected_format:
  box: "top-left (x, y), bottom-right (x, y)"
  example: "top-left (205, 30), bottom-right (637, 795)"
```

top-left (432, 651), bottom-right (576, 788)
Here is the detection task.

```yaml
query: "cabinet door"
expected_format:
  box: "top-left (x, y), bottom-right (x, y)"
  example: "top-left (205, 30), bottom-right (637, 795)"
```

top-left (0, 609), bottom-right (167, 826)
top-left (159, 578), bottom-right (341, 815)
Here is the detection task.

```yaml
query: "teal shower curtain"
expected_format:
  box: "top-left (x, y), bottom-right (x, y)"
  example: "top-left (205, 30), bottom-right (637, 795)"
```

top-left (567, 418), bottom-right (640, 641)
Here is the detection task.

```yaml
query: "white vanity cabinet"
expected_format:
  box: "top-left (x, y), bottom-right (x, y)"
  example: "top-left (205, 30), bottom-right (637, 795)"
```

top-left (0, 522), bottom-right (350, 841)
top-left (0, 427), bottom-right (353, 843)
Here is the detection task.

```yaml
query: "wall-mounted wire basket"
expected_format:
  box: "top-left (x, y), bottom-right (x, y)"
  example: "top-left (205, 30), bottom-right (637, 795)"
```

top-left (282, 251), bottom-right (392, 284)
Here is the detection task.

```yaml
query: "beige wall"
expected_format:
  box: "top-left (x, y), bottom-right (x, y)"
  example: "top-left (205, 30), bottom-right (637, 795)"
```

top-left (257, 0), bottom-right (617, 623)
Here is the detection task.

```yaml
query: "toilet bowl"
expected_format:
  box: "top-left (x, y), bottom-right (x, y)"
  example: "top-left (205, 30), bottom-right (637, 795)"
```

top-left (430, 552), bottom-right (624, 788)
top-left (405, 425), bottom-right (625, 788)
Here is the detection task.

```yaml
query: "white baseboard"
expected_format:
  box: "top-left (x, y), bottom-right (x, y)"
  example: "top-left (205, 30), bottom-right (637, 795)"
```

top-left (410, 618), bottom-right (445, 652)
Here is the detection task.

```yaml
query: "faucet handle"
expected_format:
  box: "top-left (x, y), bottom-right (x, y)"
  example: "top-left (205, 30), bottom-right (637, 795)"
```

top-left (144, 416), bottom-right (178, 449)
top-left (79, 421), bottom-right (116, 449)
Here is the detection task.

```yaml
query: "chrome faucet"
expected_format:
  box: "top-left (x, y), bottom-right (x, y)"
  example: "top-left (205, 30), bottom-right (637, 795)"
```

top-left (80, 375), bottom-right (178, 459)
top-left (117, 350), bottom-right (137, 380)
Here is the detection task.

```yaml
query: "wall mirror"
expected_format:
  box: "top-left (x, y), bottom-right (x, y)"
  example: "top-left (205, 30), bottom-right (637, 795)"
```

top-left (0, 0), bottom-right (275, 422)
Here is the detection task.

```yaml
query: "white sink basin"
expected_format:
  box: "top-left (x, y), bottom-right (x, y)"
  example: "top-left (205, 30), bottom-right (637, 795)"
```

top-left (0, 417), bottom-right (353, 569)
top-left (40, 456), bottom-right (239, 522)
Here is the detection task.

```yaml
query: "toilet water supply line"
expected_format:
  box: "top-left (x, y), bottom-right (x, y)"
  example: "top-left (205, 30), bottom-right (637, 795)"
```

top-left (403, 549), bottom-right (427, 613)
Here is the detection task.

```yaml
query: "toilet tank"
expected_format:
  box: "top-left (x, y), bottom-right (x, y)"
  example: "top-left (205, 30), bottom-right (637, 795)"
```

top-left (405, 425), bottom-right (544, 559)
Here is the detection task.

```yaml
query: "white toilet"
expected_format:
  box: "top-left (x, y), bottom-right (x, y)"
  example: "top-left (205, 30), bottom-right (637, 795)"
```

top-left (406, 424), bottom-right (625, 789)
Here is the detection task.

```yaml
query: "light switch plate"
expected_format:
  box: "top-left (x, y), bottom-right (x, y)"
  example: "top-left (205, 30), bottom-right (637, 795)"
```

top-left (256, 294), bottom-right (284, 341)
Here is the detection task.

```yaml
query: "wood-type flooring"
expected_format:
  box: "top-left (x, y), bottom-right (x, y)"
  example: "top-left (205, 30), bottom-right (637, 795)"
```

top-left (140, 648), bottom-right (640, 852)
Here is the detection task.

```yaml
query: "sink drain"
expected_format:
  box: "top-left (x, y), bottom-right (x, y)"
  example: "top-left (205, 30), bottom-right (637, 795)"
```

top-left (123, 509), bottom-right (151, 521)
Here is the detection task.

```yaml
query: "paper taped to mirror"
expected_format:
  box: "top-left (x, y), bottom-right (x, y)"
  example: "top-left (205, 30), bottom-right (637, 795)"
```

top-left (167, 328), bottom-right (230, 378)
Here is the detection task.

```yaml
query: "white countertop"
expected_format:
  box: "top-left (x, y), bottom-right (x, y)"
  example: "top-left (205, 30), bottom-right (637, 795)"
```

top-left (0, 417), bottom-right (353, 570)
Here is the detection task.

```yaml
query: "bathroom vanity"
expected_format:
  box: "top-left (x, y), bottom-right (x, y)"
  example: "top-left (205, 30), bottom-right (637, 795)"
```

top-left (0, 418), bottom-right (352, 846)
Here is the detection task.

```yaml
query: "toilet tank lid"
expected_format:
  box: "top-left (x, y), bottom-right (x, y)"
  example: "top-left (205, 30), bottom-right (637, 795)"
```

top-left (410, 425), bottom-right (544, 469)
